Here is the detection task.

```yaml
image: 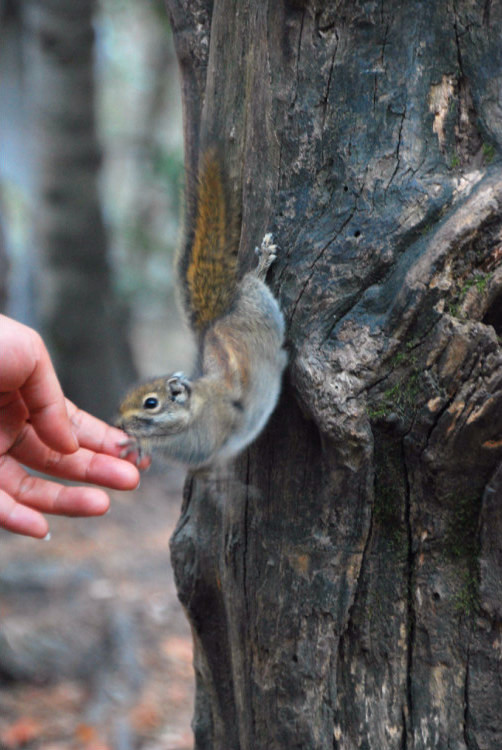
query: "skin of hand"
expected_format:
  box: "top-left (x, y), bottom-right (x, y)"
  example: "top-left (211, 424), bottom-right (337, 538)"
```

top-left (0, 314), bottom-right (144, 539)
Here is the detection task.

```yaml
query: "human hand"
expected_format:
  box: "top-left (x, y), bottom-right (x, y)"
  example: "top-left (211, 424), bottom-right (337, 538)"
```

top-left (0, 314), bottom-right (141, 538)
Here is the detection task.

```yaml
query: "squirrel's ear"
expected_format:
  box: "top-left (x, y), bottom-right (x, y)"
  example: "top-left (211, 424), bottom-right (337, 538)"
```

top-left (167, 374), bottom-right (191, 403)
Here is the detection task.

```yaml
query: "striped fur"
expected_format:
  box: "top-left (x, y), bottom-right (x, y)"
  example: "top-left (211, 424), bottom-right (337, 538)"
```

top-left (184, 152), bottom-right (239, 332)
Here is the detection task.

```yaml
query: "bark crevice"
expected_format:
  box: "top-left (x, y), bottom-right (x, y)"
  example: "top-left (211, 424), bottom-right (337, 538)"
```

top-left (403, 439), bottom-right (414, 750)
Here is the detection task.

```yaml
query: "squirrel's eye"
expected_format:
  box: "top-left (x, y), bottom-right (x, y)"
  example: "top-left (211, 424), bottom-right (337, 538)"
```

top-left (143, 396), bottom-right (159, 409)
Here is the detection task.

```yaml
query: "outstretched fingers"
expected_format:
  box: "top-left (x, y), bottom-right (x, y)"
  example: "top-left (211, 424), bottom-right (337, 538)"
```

top-left (0, 455), bottom-right (110, 535)
top-left (0, 315), bottom-right (77, 454)
top-left (8, 424), bottom-right (140, 490)
top-left (0, 487), bottom-right (49, 538)
top-left (66, 401), bottom-right (150, 470)
top-left (4, 323), bottom-right (79, 455)
top-left (66, 400), bottom-right (124, 455)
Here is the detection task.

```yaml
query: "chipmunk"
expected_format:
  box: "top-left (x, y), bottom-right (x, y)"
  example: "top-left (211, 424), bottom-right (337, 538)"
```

top-left (116, 152), bottom-right (287, 468)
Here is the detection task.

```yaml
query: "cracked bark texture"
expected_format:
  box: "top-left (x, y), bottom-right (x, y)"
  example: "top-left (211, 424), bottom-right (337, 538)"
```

top-left (166, 1), bottom-right (502, 748)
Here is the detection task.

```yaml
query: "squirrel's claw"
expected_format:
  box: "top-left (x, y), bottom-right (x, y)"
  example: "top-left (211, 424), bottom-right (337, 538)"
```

top-left (118, 436), bottom-right (149, 468)
top-left (255, 233), bottom-right (278, 279)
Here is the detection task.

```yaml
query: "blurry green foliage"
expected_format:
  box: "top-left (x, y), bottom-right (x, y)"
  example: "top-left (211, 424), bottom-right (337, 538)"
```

top-left (151, 145), bottom-right (185, 206)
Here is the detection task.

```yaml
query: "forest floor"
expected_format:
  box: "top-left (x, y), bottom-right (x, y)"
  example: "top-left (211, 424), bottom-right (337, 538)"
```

top-left (0, 467), bottom-right (194, 750)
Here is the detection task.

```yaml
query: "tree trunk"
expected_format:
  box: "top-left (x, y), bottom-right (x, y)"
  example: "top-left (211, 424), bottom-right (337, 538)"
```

top-left (166, 2), bottom-right (502, 748)
top-left (24, 0), bottom-right (135, 419)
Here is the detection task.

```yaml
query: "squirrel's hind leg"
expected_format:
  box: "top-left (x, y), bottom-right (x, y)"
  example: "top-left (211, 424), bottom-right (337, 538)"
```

top-left (254, 233), bottom-right (278, 280)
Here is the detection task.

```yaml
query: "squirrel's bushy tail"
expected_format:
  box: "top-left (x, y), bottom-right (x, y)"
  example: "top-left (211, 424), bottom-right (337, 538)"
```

top-left (180, 151), bottom-right (239, 332)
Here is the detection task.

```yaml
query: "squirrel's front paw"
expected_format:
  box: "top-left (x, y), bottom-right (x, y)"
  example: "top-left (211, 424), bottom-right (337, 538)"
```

top-left (118, 436), bottom-right (149, 468)
top-left (255, 233), bottom-right (278, 279)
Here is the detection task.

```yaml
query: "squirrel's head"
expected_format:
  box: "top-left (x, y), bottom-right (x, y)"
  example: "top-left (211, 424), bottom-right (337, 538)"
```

top-left (115, 373), bottom-right (192, 437)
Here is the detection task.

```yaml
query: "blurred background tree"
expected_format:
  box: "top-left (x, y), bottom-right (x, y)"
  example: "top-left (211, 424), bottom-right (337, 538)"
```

top-left (0, 0), bottom-right (188, 419)
top-left (0, 2), bottom-right (195, 748)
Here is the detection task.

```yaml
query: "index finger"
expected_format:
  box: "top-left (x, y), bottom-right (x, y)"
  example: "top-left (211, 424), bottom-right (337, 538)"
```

top-left (65, 400), bottom-right (139, 459)
top-left (0, 316), bottom-right (78, 454)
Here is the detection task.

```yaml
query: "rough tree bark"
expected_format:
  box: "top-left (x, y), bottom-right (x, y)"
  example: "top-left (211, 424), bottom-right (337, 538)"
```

top-left (165, 2), bottom-right (502, 748)
top-left (23, 0), bottom-right (135, 419)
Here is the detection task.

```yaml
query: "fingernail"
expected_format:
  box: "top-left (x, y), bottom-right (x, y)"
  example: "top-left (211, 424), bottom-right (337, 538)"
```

top-left (43, 532), bottom-right (52, 541)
